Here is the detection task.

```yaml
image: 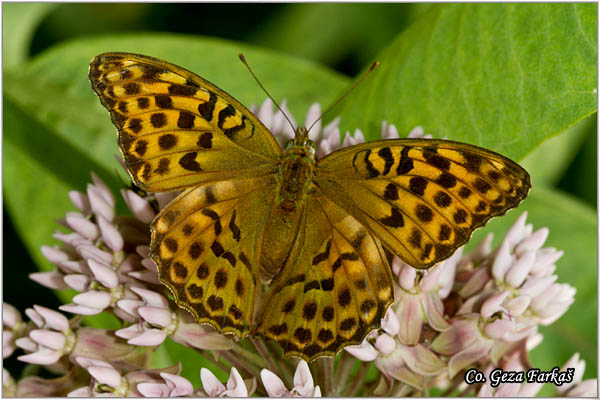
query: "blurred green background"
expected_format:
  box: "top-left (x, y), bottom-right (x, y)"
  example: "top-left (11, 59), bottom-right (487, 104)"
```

top-left (3, 3), bottom-right (597, 395)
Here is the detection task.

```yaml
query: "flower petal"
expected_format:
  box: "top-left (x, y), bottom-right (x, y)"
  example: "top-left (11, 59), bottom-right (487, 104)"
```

top-left (344, 339), bottom-right (378, 361)
top-left (448, 340), bottom-right (492, 378)
top-left (260, 368), bottom-right (288, 397)
top-left (201, 368), bottom-right (226, 397)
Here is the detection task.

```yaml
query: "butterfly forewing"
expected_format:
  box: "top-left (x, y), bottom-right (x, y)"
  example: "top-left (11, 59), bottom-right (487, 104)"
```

top-left (316, 139), bottom-right (531, 268)
top-left (89, 52), bottom-right (281, 192)
top-left (256, 195), bottom-right (393, 361)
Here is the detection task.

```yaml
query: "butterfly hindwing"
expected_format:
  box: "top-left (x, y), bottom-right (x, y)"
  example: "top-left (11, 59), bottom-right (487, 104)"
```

top-left (151, 176), bottom-right (277, 337)
top-left (89, 52), bottom-right (281, 192)
top-left (316, 139), bottom-right (531, 268)
top-left (256, 195), bottom-right (393, 361)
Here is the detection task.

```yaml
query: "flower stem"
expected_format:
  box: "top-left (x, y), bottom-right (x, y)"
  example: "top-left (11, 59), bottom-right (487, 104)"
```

top-left (344, 360), bottom-right (368, 396)
top-left (230, 342), bottom-right (268, 370)
top-left (249, 337), bottom-right (282, 378)
top-left (316, 356), bottom-right (334, 396)
top-left (218, 349), bottom-right (261, 379)
top-left (265, 340), bottom-right (295, 384)
top-left (334, 351), bottom-right (355, 394)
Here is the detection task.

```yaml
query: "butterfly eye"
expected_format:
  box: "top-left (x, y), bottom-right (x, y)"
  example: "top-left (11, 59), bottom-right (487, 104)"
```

top-left (306, 140), bottom-right (316, 156)
top-left (285, 139), bottom-right (295, 149)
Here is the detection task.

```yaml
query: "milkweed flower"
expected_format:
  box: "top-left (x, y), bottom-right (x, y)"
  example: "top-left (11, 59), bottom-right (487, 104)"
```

top-left (199, 367), bottom-right (250, 397)
top-left (68, 357), bottom-right (192, 397)
top-left (6, 98), bottom-right (593, 398)
top-left (260, 360), bottom-right (321, 397)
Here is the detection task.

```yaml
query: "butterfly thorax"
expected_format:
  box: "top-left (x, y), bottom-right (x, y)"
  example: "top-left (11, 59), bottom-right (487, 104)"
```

top-left (259, 128), bottom-right (317, 280)
top-left (276, 129), bottom-right (317, 213)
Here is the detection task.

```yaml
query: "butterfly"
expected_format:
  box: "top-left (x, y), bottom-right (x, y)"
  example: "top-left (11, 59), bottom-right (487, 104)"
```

top-left (89, 52), bottom-right (530, 361)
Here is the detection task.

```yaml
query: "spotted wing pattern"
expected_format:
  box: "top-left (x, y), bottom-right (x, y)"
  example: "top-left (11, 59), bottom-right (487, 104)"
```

top-left (256, 194), bottom-right (394, 361)
top-left (316, 139), bottom-right (531, 269)
top-left (89, 52), bottom-right (281, 192)
top-left (151, 176), bottom-right (277, 337)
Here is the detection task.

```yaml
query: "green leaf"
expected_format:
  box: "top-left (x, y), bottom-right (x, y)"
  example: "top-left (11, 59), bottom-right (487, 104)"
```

top-left (249, 4), bottom-right (418, 68)
top-left (336, 3), bottom-right (597, 161)
top-left (2, 3), bottom-right (57, 68)
top-left (520, 114), bottom-right (594, 186)
top-left (468, 184), bottom-right (597, 381)
top-left (556, 117), bottom-right (598, 208)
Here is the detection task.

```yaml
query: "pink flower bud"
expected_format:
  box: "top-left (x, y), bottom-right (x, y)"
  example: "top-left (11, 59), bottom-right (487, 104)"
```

top-left (481, 291), bottom-right (509, 318)
top-left (128, 329), bottom-right (167, 346)
top-left (159, 373), bottom-right (194, 397)
top-left (115, 324), bottom-right (143, 340)
top-left (504, 212), bottom-right (528, 248)
top-left (15, 337), bottom-right (37, 352)
top-left (515, 227), bottom-right (549, 254)
top-left (29, 329), bottom-right (66, 350)
top-left (18, 348), bottom-right (60, 365)
top-left (130, 287), bottom-right (169, 308)
top-left (375, 334), bottom-right (396, 355)
top-left (117, 299), bottom-right (144, 318)
top-left (88, 259), bottom-right (119, 289)
top-left (97, 215), bottom-right (124, 252)
top-left (58, 260), bottom-right (89, 274)
top-left (138, 307), bottom-right (172, 327)
top-left (128, 270), bottom-right (161, 285)
top-left (398, 263), bottom-right (417, 290)
top-left (345, 339), bottom-right (378, 361)
top-left (69, 191), bottom-right (91, 214)
top-left (65, 213), bottom-right (99, 240)
top-left (32, 305), bottom-right (69, 331)
top-left (59, 304), bottom-right (102, 315)
top-left (64, 274), bottom-right (90, 291)
top-left (136, 245), bottom-right (150, 258)
top-left (121, 190), bottom-right (156, 224)
top-left (520, 275), bottom-right (557, 298)
top-left (77, 245), bottom-right (113, 265)
top-left (305, 104), bottom-right (321, 136)
top-left (29, 271), bottom-right (68, 290)
top-left (90, 173), bottom-right (115, 207)
top-left (505, 251), bottom-right (536, 287)
top-left (72, 290), bottom-right (112, 309)
top-left (67, 387), bottom-right (92, 397)
top-left (40, 246), bottom-right (69, 264)
top-left (483, 318), bottom-right (514, 339)
top-left (531, 248), bottom-right (563, 275)
top-left (89, 365), bottom-right (122, 387)
top-left (491, 241), bottom-right (513, 280)
top-left (381, 308), bottom-right (400, 336)
top-left (87, 185), bottom-right (115, 222)
top-left (3, 303), bottom-right (21, 327)
top-left (52, 231), bottom-right (86, 247)
top-left (504, 295), bottom-right (531, 316)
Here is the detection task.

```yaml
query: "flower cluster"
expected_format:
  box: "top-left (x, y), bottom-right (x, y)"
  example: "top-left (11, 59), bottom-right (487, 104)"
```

top-left (3, 99), bottom-right (595, 397)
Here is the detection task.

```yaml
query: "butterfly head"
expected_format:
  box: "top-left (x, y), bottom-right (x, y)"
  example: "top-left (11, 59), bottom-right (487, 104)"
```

top-left (285, 126), bottom-right (316, 160)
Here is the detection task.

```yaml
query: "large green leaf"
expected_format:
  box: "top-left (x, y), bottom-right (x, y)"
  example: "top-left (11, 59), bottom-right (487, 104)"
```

top-left (520, 114), bottom-right (594, 186)
top-left (249, 4), bottom-right (418, 68)
top-left (467, 185), bottom-right (597, 382)
top-left (2, 3), bottom-right (56, 68)
top-left (335, 3), bottom-right (597, 161)
top-left (3, 33), bottom-right (349, 276)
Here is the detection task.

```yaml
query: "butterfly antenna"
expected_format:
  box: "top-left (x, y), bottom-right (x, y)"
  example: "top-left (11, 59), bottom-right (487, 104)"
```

top-left (239, 53), bottom-right (296, 132)
top-left (307, 61), bottom-right (379, 133)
